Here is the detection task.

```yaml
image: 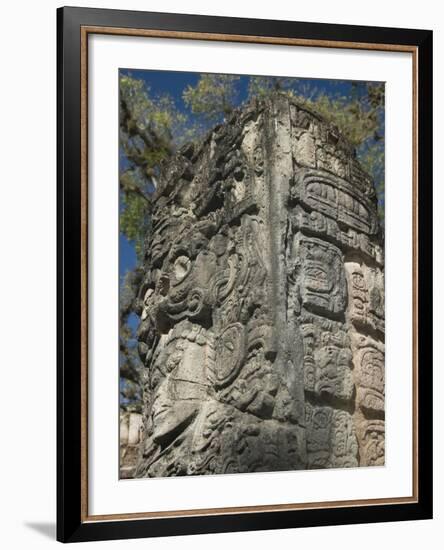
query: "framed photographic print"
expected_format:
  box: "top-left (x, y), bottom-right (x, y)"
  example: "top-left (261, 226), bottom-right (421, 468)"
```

top-left (57, 6), bottom-right (433, 543)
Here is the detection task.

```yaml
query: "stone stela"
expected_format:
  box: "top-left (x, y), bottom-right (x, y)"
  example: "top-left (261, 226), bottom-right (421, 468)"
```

top-left (131, 94), bottom-right (385, 478)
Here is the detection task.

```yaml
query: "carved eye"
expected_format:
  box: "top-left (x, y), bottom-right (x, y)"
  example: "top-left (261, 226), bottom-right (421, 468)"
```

top-left (174, 255), bottom-right (191, 282)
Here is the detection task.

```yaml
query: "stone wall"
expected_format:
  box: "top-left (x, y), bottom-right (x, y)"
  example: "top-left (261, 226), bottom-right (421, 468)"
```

top-left (131, 94), bottom-right (384, 478)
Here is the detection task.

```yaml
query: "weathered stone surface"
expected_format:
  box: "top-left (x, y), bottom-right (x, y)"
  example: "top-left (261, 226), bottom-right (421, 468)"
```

top-left (120, 412), bottom-right (143, 478)
top-left (132, 94), bottom-right (385, 478)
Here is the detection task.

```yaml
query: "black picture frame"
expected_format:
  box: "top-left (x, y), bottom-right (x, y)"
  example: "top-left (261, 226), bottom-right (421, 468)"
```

top-left (57, 6), bottom-right (433, 543)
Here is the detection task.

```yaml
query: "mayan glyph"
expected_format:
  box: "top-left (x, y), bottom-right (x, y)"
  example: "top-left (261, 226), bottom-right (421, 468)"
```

top-left (133, 94), bottom-right (385, 478)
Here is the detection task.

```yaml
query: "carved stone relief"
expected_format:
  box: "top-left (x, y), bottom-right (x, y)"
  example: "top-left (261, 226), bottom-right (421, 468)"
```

top-left (131, 95), bottom-right (385, 478)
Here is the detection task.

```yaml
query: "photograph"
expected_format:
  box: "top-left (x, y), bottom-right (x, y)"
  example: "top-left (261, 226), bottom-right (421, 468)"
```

top-left (118, 70), bottom-right (386, 479)
top-left (0, 0), bottom-right (438, 546)
top-left (53, 5), bottom-right (432, 543)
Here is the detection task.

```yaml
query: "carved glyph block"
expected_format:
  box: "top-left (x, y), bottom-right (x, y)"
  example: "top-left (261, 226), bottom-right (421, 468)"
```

top-left (291, 234), bottom-right (346, 315)
top-left (291, 168), bottom-right (379, 235)
top-left (345, 262), bottom-right (385, 334)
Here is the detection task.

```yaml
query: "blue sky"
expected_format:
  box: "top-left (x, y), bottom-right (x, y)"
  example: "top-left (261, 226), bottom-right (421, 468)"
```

top-left (119, 68), bottom-right (374, 131)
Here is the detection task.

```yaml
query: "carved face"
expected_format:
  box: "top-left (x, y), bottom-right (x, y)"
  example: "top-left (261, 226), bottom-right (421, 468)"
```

top-left (148, 228), bottom-right (219, 333)
top-left (151, 376), bottom-right (206, 447)
top-left (150, 338), bottom-right (210, 449)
